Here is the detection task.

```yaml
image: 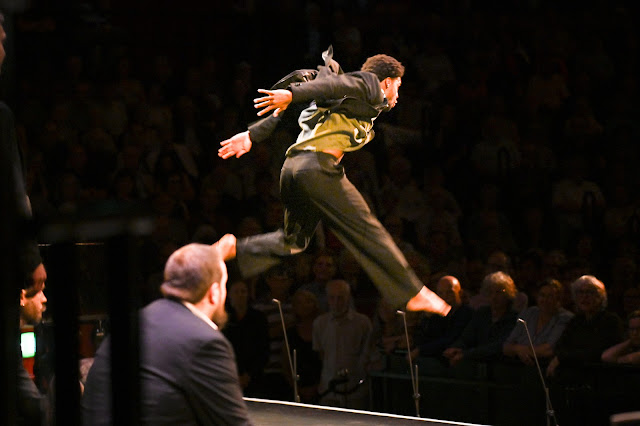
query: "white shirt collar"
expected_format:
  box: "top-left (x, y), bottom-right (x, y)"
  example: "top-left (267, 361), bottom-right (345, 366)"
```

top-left (181, 300), bottom-right (218, 331)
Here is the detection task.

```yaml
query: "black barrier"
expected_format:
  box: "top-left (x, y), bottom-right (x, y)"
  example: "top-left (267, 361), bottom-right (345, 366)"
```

top-left (369, 353), bottom-right (640, 426)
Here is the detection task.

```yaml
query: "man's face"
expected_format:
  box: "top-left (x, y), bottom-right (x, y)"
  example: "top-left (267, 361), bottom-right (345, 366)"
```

top-left (488, 283), bottom-right (510, 311)
top-left (536, 284), bottom-right (560, 314)
top-left (436, 279), bottom-right (461, 307)
top-left (327, 283), bottom-right (350, 316)
top-left (313, 255), bottom-right (336, 283)
top-left (21, 263), bottom-right (48, 325)
top-left (383, 77), bottom-right (402, 109)
top-left (574, 283), bottom-right (602, 315)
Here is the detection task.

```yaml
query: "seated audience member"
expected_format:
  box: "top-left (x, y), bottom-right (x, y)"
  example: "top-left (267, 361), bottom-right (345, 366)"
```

top-left (546, 275), bottom-right (624, 426)
top-left (251, 265), bottom-right (296, 400)
top-left (83, 238), bottom-right (254, 425)
top-left (284, 290), bottom-right (322, 403)
top-left (602, 309), bottom-right (640, 365)
top-left (18, 259), bottom-right (50, 426)
top-left (411, 275), bottom-right (473, 359)
top-left (547, 275), bottom-right (624, 376)
top-left (503, 279), bottom-right (574, 365)
top-left (338, 248), bottom-right (379, 318)
top-left (313, 280), bottom-right (372, 410)
top-left (223, 279), bottom-right (270, 396)
top-left (299, 251), bottom-right (338, 313)
top-left (443, 272), bottom-right (518, 366)
top-left (368, 296), bottom-right (409, 371)
top-left (468, 250), bottom-right (528, 312)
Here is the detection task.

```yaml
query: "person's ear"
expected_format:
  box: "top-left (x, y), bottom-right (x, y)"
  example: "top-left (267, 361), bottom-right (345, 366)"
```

top-left (20, 289), bottom-right (27, 307)
top-left (209, 282), bottom-right (221, 305)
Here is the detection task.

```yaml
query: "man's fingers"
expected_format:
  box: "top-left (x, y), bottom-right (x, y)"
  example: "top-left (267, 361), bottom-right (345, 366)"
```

top-left (256, 105), bottom-right (275, 116)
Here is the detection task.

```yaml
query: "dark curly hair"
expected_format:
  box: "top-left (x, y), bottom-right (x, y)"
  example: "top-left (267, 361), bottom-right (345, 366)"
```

top-left (360, 54), bottom-right (405, 81)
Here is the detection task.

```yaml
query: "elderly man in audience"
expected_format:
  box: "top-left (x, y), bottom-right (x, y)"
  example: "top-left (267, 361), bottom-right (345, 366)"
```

top-left (313, 279), bottom-right (372, 409)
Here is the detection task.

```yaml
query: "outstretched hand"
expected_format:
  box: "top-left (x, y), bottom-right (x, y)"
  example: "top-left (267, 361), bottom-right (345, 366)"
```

top-left (212, 234), bottom-right (236, 261)
top-left (218, 131), bottom-right (252, 159)
top-left (254, 89), bottom-right (292, 117)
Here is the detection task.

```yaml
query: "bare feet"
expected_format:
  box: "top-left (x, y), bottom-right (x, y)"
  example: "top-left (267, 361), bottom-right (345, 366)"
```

top-left (406, 286), bottom-right (451, 316)
top-left (213, 234), bottom-right (237, 261)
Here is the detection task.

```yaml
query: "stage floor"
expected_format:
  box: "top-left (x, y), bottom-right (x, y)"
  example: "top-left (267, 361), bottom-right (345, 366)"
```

top-left (245, 398), bottom-right (488, 426)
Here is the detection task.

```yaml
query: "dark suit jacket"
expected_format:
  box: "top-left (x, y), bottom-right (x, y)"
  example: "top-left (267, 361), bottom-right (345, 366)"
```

top-left (82, 298), bottom-right (253, 425)
top-left (17, 351), bottom-right (48, 426)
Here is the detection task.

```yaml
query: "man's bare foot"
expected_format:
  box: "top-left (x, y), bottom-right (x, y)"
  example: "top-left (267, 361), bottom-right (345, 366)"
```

top-left (213, 234), bottom-right (236, 261)
top-left (406, 286), bottom-right (451, 316)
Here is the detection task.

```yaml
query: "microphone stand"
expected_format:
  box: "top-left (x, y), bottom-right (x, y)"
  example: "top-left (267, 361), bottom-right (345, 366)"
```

top-left (518, 318), bottom-right (559, 426)
top-left (273, 298), bottom-right (300, 403)
top-left (397, 310), bottom-right (420, 417)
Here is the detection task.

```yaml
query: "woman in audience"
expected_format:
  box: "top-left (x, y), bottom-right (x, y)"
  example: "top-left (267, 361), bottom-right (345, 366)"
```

top-left (503, 278), bottom-right (573, 365)
top-left (546, 275), bottom-right (624, 426)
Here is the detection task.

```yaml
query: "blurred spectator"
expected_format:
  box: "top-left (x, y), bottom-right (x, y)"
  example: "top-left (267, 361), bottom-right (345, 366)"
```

top-left (283, 289), bottom-right (322, 404)
top-left (469, 250), bottom-right (528, 312)
top-left (443, 272), bottom-right (518, 366)
top-left (411, 275), bottom-right (473, 359)
top-left (503, 279), bottom-right (573, 365)
top-left (546, 275), bottom-right (624, 426)
top-left (602, 309), bottom-right (640, 365)
top-left (524, 54), bottom-right (569, 117)
top-left (251, 265), bottom-right (295, 400)
top-left (299, 251), bottom-right (338, 313)
top-left (368, 297), bottom-right (407, 371)
top-left (313, 280), bottom-right (372, 409)
top-left (551, 155), bottom-right (605, 248)
top-left (223, 280), bottom-right (269, 397)
top-left (337, 248), bottom-right (378, 318)
top-left (547, 275), bottom-right (623, 376)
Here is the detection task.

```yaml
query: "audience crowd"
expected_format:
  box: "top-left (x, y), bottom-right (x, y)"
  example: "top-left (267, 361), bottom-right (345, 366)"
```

top-left (7, 0), bottom-right (640, 424)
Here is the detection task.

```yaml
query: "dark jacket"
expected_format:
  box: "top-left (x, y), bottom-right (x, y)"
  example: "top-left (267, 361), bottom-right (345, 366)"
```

top-left (247, 46), bottom-right (385, 144)
top-left (82, 298), bottom-right (253, 425)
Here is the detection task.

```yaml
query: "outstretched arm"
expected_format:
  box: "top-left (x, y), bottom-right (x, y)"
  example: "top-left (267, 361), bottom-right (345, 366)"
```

top-left (218, 89), bottom-right (293, 159)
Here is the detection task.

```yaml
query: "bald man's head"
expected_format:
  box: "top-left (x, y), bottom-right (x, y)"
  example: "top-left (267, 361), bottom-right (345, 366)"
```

top-left (436, 275), bottom-right (462, 308)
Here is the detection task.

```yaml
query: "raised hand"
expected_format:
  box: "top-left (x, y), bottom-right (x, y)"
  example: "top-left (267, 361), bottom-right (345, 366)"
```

top-left (218, 131), bottom-right (252, 159)
top-left (212, 234), bottom-right (237, 261)
top-left (254, 89), bottom-right (292, 117)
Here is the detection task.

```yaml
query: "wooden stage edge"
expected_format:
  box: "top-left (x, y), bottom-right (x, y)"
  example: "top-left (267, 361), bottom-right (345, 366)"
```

top-left (244, 397), bottom-right (489, 426)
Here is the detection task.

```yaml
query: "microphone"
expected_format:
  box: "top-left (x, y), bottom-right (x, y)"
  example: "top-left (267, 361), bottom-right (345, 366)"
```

top-left (517, 318), bottom-right (559, 426)
top-left (397, 310), bottom-right (420, 418)
top-left (273, 298), bottom-right (300, 403)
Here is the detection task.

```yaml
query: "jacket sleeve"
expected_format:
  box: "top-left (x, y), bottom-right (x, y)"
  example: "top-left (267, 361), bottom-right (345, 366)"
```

top-left (288, 71), bottom-right (384, 107)
top-left (247, 114), bottom-right (283, 144)
top-left (187, 334), bottom-right (254, 425)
